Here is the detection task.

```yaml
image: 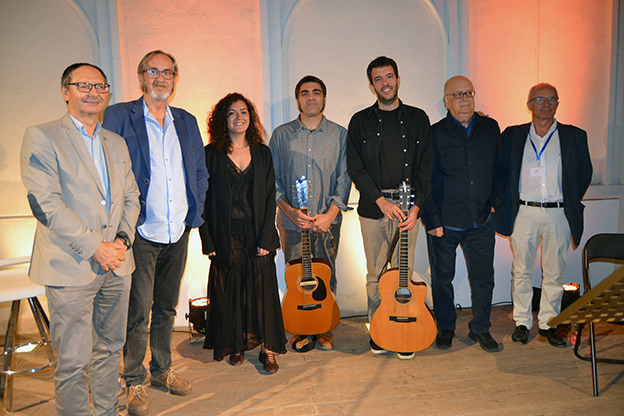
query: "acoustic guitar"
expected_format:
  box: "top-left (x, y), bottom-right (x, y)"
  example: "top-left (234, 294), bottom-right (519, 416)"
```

top-left (370, 182), bottom-right (436, 353)
top-left (281, 176), bottom-right (340, 335)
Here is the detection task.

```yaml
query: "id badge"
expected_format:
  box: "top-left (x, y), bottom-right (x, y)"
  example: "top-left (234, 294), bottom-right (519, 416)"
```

top-left (530, 166), bottom-right (546, 177)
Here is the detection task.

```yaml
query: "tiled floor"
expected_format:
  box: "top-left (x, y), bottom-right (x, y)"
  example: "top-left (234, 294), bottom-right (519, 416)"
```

top-left (3, 305), bottom-right (624, 415)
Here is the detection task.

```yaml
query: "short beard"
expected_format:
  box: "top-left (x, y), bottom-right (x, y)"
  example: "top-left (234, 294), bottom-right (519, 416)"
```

top-left (374, 87), bottom-right (398, 106)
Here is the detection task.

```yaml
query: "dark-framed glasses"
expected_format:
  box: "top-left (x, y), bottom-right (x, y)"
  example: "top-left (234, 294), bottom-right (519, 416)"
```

top-left (145, 68), bottom-right (175, 80)
top-left (68, 82), bottom-right (110, 93)
top-left (445, 91), bottom-right (475, 99)
top-left (529, 96), bottom-right (558, 105)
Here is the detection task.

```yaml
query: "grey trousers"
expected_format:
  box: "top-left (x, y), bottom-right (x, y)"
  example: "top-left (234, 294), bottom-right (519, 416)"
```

top-left (46, 272), bottom-right (131, 416)
top-left (359, 216), bottom-right (418, 322)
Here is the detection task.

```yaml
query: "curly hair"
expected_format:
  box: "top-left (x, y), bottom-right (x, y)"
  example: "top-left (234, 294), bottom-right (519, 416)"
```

top-left (207, 93), bottom-right (265, 154)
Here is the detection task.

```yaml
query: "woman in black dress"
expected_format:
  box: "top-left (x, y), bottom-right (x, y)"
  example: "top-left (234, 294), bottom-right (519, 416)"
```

top-left (199, 93), bottom-right (286, 373)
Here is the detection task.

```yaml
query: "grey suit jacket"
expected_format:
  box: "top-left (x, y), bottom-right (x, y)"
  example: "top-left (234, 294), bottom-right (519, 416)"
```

top-left (21, 113), bottom-right (141, 286)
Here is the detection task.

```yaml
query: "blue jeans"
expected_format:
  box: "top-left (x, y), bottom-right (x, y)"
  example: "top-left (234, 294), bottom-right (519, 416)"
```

top-left (123, 230), bottom-right (189, 387)
top-left (277, 223), bottom-right (341, 293)
top-left (426, 218), bottom-right (495, 334)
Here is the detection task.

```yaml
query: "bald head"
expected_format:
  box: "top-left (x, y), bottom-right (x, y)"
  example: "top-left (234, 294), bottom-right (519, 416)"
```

top-left (443, 76), bottom-right (475, 123)
top-left (528, 82), bottom-right (558, 102)
top-left (527, 83), bottom-right (559, 123)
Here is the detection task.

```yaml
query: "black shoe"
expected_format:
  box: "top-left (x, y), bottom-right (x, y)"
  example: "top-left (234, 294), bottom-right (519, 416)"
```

top-left (369, 338), bottom-right (389, 355)
top-left (435, 330), bottom-right (455, 349)
top-left (468, 331), bottom-right (499, 353)
top-left (291, 335), bottom-right (316, 353)
top-left (512, 325), bottom-right (529, 344)
top-left (539, 328), bottom-right (566, 348)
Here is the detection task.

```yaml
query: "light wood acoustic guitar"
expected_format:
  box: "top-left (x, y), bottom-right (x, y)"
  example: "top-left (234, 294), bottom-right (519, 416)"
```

top-left (281, 176), bottom-right (340, 335)
top-left (370, 182), bottom-right (436, 353)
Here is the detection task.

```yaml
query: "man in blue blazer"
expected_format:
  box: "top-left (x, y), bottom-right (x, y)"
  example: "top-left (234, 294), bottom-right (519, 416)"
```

top-left (496, 83), bottom-right (592, 348)
top-left (103, 50), bottom-right (208, 416)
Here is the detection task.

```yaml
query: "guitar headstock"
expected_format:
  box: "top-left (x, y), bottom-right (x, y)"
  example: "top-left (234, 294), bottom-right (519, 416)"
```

top-left (295, 175), bottom-right (309, 209)
top-left (399, 181), bottom-right (414, 212)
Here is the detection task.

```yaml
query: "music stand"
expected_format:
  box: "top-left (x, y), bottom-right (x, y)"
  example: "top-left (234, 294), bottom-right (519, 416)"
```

top-left (548, 265), bottom-right (624, 396)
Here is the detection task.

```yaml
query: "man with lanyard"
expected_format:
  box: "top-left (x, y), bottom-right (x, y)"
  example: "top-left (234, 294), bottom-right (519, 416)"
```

top-left (422, 76), bottom-right (506, 353)
top-left (270, 75), bottom-right (351, 352)
top-left (103, 50), bottom-right (209, 415)
top-left (496, 82), bottom-right (592, 347)
top-left (347, 56), bottom-right (432, 359)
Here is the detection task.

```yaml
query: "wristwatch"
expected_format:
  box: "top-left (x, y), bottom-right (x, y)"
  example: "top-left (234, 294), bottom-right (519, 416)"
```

top-left (116, 232), bottom-right (132, 249)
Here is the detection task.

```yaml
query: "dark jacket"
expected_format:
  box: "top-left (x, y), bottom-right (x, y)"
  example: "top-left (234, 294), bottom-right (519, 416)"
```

top-left (495, 122), bottom-right (592, 247)
top-left (347, 100), bottom-right (432, 219)
top-left (422, 112), bottom-right (506, 231)
top-left (103, 97), bottom-right (209, 228)
top-left (199, 143), bottom-right (279, 259)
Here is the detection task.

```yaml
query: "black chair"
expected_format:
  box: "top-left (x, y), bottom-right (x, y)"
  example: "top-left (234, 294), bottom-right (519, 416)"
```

top-left (573, 233), bottom-right (624, 395)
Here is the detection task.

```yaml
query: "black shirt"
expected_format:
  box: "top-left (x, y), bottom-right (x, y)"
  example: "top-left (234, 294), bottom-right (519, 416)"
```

top-left (347, 100), bottom-right (433, 219)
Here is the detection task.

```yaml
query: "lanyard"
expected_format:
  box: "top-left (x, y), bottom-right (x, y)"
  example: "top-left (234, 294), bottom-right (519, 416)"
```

top-left (529, 126), bottom-right (557, 161)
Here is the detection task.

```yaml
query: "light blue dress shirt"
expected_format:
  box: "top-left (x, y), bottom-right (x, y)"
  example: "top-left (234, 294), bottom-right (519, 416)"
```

top-left (69, 114), bottom-right (110, 213)
top-left (138, 102), bottom-right (188, 244)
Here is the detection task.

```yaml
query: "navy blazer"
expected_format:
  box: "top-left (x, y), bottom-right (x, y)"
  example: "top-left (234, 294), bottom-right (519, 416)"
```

top-left (103, 97), bottom-right (209, 229)
top-left (495, 122), bottom-right (592, 248)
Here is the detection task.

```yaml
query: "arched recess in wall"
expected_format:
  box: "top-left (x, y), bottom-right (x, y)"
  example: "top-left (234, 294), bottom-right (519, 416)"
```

top-left (282, 0), bottom-right (448, 130)
top-left (0, 0), bottom-right (99, 188)
top-left (0, 0), bottom-right (100, 257)
top-left (276, 0), bottom-right (448, 315)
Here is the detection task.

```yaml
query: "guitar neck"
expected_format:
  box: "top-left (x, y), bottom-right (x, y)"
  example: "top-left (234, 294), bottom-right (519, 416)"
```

top-left (399, 209), bottom-right (409, 288)
top-left (301, 207), bottom-right (312, 278)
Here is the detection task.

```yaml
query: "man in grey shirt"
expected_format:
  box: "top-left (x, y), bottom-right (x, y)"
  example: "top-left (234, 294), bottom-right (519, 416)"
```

top-left (269, 75), bottom-right (351, 352)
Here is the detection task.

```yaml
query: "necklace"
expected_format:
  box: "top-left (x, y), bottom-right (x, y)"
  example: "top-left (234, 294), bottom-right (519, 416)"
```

top-left (232, 144), bottom-right (249, 150)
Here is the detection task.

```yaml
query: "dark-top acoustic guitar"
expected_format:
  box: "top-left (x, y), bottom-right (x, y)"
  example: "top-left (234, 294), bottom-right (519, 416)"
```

top-left (281, 176), bottom-right (340, 335)
top-left (370, 181), bottom-right (436, 352)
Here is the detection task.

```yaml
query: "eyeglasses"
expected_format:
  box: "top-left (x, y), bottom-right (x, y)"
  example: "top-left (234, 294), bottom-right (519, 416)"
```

top-left (68, 82), bottom-right (110, 94)
top-left (445, 91), bottom-right (475, 99)
top-left (144, 68), bottom-right (175, 80)
top-left (529, 96), bottom-right (558, 105)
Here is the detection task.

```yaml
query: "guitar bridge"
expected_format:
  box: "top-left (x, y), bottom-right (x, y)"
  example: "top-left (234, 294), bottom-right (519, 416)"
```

top-left (389, 316), bottom-right (417, 323)
top-left (297, 304), bottom-right (322, 311)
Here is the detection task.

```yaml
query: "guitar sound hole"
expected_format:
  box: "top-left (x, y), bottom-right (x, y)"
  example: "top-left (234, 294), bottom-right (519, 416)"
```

top-left (395, 288), bottom-right (412, 304)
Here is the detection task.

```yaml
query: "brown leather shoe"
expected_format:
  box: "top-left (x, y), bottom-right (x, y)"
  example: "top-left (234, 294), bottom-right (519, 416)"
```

top-left (127, 385), bottom-right (149, 416)
top-left (317, 332), bottom-right (334, 350)
top-left (259, 350), bottom-right (279, 374)
top-left (150, 368), bottom-right (192, 396)
top-left (229, 351), bottom-right (244, 366)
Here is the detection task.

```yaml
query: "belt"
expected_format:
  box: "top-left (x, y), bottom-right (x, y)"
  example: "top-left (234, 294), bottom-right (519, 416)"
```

top-left (519, 199), bottom-right (564, 208)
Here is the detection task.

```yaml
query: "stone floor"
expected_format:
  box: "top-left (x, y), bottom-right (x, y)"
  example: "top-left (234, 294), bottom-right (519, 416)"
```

top-left (3, 305), bottom-right (624, 415)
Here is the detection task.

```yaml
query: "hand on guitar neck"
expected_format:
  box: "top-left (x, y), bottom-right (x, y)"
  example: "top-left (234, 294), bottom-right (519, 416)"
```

top-left (279, 197), bottom-right (315, 229)
top-left (376, 196), bottom-right (419, 231)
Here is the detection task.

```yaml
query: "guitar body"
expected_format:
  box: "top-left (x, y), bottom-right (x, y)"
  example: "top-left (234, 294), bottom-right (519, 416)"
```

top-left (370, 268), bottom-right (436, 353)
top-left (282, 257), bottom-right (340, 335)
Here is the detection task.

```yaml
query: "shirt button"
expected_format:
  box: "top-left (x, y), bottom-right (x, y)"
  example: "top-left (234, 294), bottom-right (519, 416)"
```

top-left (102, 225), bottom-right (107, 229)
top-left (402, 135), bottom-right (405, 138)
top-left (404, 149), bottom-right (407, 152)
top-left (470, 181), bottom-right (474, 185)
top-left (101, 200), bottom-right (106, 205)
top-left (377, 133), bottom-right (380, 136)
top-left (405, 163), bottom-right (408, 167)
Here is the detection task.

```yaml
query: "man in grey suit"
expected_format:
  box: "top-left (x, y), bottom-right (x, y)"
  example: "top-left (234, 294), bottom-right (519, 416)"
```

top-left (21, 63), bottom-right (140, 416)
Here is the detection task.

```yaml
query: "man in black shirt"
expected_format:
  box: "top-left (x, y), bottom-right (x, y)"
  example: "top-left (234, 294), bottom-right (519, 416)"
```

top-left (422, 76), bottom-right (506, 353)
top-left (347, 56), bottom-right (432, 359)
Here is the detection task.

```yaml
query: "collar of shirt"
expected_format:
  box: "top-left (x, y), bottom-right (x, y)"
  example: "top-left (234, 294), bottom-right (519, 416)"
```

top-left (296, 114), bottom-right (328, 133)
top-left (529, 118), bottom-right (558, 143)
top-left (143, 100), bottom-right (175, 126)
top-left (366, 99), bottom-right (405, 117)
top-left (68, 113), bottom-right (102, 138)
top-left (449, 112), bottom-right (476, 137)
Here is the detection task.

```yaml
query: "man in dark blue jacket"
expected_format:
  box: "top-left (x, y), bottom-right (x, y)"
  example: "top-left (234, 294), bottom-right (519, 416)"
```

top-left (422, 76), bottom-right (506, 353)
top-left (103, 50), bottom-right (208, 416)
